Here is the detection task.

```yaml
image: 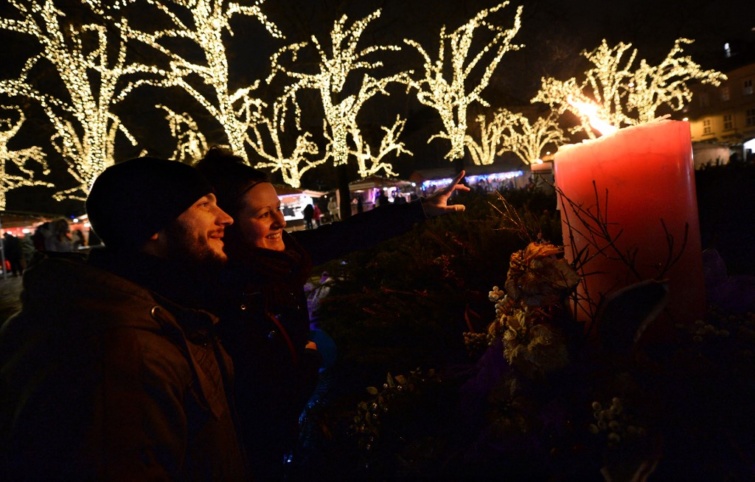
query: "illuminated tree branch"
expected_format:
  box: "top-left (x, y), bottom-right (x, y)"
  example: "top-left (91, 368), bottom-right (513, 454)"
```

top-left (627, 38), bottom-right (726, 124)
top-left (0, 107), bottom-right (53, 209)
top-left (405, 1), bottom-right (523, 160)
top-left (349, 115), bottom-right (413, 178)
top-left (498, 110), bottom-right (566, 165)
top-left (122, 0), bottom-right (282, 156)
top-left (268, 9), bottom-right (412, 170)
top-left (0, 0), bottom-right (163, 200)
top-left (533, 38), bottom-right (726, 137)
top-left (247, 100), bottom-right (327, 188)
top-left (464, 109), bottom-right (518, 165)
top-left (157, 104), bottom-right (208, 164)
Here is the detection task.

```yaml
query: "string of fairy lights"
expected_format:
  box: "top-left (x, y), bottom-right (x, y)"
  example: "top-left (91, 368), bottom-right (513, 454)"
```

top-left (0, 108), bottom-right (53, 210)
top-left (465, 108), bottom-right (566, 166)
top-left (533, 38), bottom-right (727, 139)
top-left (0, 0), bottom-right (727, 206)
top-left (157, 105), bottom-right (208, 165)
top-left (497, 111), bottom-right (567, 166)
top-left (0, 1), bottom-right (155, 200)
top-left (267, 8), bottom-right (412, 180)
top-left (247, 100), bottom-right (327, 188)
top-left (349, 115), bottom-right (413, 178)
top-left (405, 1), bottom-right (524, 161)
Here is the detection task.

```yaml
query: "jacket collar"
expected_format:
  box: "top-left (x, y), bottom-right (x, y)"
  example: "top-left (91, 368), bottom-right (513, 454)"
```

top-left (87, 247), bottom-right (218, 310)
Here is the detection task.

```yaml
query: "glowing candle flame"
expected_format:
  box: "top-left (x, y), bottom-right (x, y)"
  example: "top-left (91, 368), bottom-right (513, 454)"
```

top-left (567, 97), bottom-right (618, 136)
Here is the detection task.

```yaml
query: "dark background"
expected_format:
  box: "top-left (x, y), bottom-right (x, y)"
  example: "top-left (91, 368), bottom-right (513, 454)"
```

top-left (0, 0), bottom-right (752, 216)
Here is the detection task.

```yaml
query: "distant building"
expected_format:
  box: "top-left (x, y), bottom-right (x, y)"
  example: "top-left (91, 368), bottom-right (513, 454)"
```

top-left (685, 32), bottom-right (755, 168)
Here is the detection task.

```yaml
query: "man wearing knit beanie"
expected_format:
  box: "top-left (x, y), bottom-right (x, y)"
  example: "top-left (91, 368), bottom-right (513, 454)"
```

top-left (0, 157), bottom-right (250, 480)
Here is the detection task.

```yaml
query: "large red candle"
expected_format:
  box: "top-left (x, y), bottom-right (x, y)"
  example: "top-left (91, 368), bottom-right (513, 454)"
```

top-left (554, 120), bottom-right (705, 335)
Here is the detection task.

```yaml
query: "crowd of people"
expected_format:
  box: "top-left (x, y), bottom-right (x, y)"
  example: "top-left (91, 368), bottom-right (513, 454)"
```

top-left (1, 217), bottom-right (95, 278)
top-left (0, 149), bottom-right (468, 480)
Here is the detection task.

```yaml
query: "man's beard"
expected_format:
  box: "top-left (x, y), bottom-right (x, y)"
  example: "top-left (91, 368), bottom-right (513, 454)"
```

top-left (162, 219), bottom-right (226, 276)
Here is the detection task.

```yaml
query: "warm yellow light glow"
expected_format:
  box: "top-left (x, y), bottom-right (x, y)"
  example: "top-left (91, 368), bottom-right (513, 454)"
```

top-left (465, 108), bottom-right (564, 166)
top-left (157, 105), bottom-right (208, 164)
top-left (487, 109), bottom-right (567, 165)
top-left (465, 110), bottom-right (515, 165)
top-left (268, 9), bottom-right (411, 171)
top-left (567, 97), bottom-right (618, 136)
top-left (0, 0), bottom-right (159, 199)
top-left (405, 1), bottom-right (523, 160)
top-left (248, 100), bottom-right (327, 188)
top-left (349, 115), bottom-right (413, 178)
top-left (122, 0), bottom-right (282, 157)
top-left (533, 38), bottom-right (726, 138)
top-left (0, 107), bottom-right (53, 209)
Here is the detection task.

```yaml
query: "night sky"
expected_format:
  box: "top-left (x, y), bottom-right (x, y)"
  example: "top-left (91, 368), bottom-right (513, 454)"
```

top-left (0, 0), bottom-right (752, 215)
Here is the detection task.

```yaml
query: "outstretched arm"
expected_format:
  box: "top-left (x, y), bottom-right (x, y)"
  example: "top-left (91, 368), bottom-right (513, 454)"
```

top-left (422, 170), bottom-right (470, 217)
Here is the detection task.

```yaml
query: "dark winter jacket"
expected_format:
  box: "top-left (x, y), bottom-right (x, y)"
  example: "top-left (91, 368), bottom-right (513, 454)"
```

top-left (0, 252), bottom-right (248, 481)
top-left (212, 200), bottom-right (428, 478)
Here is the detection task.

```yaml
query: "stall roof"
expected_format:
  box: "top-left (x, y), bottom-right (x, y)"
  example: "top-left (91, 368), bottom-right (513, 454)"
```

top-left (273, 184), bottom-right (326, 198)
top-left (0, 211), bottom-right (56, 229)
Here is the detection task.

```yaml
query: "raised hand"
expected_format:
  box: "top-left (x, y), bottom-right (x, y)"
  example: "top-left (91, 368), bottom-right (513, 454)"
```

top-left (422, 170), bottom-right (470, 217)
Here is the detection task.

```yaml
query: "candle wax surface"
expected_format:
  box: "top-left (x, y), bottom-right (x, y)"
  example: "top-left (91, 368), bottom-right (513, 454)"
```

top-left (555, 120), bottom-right (705, 336)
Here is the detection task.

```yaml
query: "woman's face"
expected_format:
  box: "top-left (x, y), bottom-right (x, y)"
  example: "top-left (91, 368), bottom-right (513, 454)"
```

top-left (236, 182), bottom-right (286, 251)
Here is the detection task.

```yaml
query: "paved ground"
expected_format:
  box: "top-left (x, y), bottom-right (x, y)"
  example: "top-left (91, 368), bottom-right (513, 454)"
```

top-left (0, 275), bottom-right (23, 324)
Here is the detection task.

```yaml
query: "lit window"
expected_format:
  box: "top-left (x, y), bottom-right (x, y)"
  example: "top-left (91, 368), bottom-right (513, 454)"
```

top-left (703, 119), bottom-right (712, 134)
top-left (721, 86), bottom-right (730, 101)
top-left (723, 114), bottom-right (733, 130)
top-left (746, 109), bottom-right (755, 127)
top-left (745, 79), bottom-right (753, 96)
top-left (724, 42), bottom-right (731, 58)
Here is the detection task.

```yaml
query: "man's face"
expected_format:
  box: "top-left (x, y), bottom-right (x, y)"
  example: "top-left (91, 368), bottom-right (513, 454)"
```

top-left (236, 182), bottom-right (287, 252)
top-left (162, 193), bottom-right (233, 268)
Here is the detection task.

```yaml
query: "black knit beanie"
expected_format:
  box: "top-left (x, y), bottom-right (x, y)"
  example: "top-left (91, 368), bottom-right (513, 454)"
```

top-left (194, 147), bottom-right (268, 215)
top-left (86, 157), bottom-right (212, 251)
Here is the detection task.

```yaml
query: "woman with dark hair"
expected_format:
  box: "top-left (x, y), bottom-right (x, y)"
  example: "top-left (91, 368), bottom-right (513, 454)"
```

top-left (194, 146), bottom-right (468, 479)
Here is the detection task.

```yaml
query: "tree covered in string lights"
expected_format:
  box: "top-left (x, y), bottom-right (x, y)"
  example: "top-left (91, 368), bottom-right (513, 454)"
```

top-left (157, 104), bottom-right (208, 164)
top-left (247, 99), bottom-right (327, 188)
top-left (266, 9), bottom-right (413, 175)
top-left (464, 109), bottom-right (513, 166)
top-left (349, 115), bottom-right (413, 178)
top-left (0, 1), bottom-right (727, 212)
top-left (498, 110), bottom-right (566, 165)
top-left (0, 107), bottom-right (53, 209)
top-left (533, 38), bottom-right (727, 138)
top-left (0, 0), bottom-right (165, 200)
top-left (465, 108), bottom-right (565, 166)
top-left (404, 1), bottom-right (523, 161)
top-left (116, 0), bottom-right (283, 157)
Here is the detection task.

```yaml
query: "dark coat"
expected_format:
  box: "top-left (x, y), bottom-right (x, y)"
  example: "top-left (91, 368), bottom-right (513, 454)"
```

top-left (0, 253), bottom-right (248, 481)
top-left (215, 236), bottom-right (320, 480)
top-left (213, 201), bottom-right (427, 478)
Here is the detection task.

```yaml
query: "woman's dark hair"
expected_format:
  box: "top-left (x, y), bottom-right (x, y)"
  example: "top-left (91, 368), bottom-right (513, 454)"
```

top-left (194, 146), bottom-right (269, 214)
